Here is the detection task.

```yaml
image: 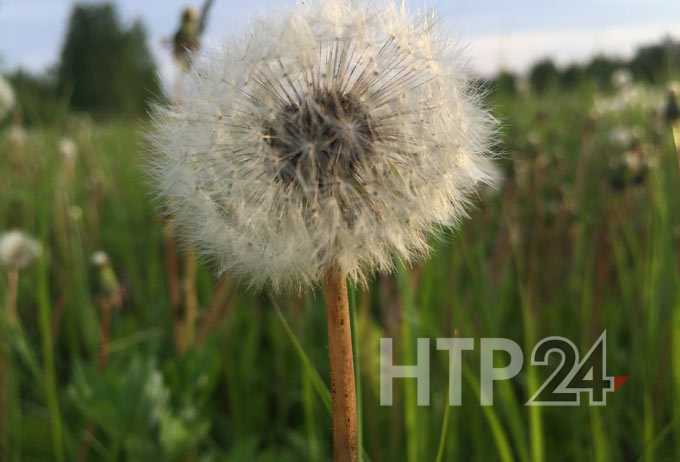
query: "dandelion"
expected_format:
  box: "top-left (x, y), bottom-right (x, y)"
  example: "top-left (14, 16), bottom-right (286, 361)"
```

top-left (90, 250), bottom-right (122, 369)
top-left (0, 76), bottom-right (15, 121)
top-left (58, 137), bottom-right (79, 181)
top-left (68, 205), bottom-right (83, 223)
top-left (0, 230), bottom-right (42, 323)
top-left (611, 69), bottom-right (633, 91)
top-left (59, 137), bottom-right (78, 163)
top-left (608, 127), bottom-right (640, 149)
top-left (91, 250), bottom-right (122, 301)
top-left (593, 84), bottom-right (663, 117)
top-left (0, 230), bottom-right (42, 271)
top-left (7, 124), bottom-right (27, 150)
top-left (149, 1), bottom-right (497, 459)
top-left (91, 251), bottom-right (110, 268)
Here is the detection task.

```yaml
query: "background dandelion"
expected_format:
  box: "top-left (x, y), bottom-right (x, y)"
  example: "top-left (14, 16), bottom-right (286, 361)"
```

top-left (0, 77), bottom-right (15, 121)
top-left (0, 231), bottom-right (42, 272)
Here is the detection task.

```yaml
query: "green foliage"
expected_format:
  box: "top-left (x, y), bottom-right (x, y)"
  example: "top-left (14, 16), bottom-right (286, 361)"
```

top-left (6, 70), bottom-right (68, 126)
top-left (585, 55), bottom-right (624, 90)
top-left (529, 59), bottom-right (559, 94)
top-left (57, 3), bottom-right (162, 116)
top-left (492, 71), bottom-right (518, 96)
top-left (559, 64), bottom-right (584, 90)
top-left (3, 67), bottom-right (680, 461)
top-left (514, 38), bottom-right (680, 96)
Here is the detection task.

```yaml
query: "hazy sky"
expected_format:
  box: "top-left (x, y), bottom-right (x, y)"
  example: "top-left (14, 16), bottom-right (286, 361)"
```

top-left (2, 0), bottom-right (680, 83)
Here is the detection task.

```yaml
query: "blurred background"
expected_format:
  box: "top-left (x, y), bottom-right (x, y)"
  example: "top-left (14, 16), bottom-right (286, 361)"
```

top-left (1, 1), bottom-right (680, 461)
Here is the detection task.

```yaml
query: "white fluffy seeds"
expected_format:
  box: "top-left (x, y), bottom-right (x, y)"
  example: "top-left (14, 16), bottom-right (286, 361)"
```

top-left (149, 0), bottom-right (497, 289)
top-left (0, 76), bottom-right (15, 121)
top-left (0, 231), bottom-right (42, 270)
top-left (91, 251), bottom-right (110, 267)
top-left (59, 137), bottom-right (78, 163)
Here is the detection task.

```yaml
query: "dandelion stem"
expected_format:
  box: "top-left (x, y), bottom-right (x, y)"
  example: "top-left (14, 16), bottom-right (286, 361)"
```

top-left (673, 122), bottom-right (680, 175)
top-left (5, 270), bottom-right (19, 324)
top-left (323, 266), bottom-right (358, 462)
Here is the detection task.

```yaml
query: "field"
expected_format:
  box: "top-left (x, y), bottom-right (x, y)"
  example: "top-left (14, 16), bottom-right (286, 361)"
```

top-left (1, 82), bottom-right (680, 461)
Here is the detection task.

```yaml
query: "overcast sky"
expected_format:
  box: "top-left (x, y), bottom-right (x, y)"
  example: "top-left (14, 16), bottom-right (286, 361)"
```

top-left (2, 0), bottom-right (680, 84)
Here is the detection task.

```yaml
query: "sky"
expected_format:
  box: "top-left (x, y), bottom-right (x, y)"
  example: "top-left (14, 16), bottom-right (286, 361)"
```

top-left (2, 0), bottom-right (680, 84)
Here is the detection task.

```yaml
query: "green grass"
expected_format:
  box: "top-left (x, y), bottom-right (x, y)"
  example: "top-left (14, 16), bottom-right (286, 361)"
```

top-left (1, 85), bottom-right (679, 461)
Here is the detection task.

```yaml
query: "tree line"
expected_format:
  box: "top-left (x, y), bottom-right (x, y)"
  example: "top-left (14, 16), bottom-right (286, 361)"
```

top-left (6, 3), bottom-right (161, 125)
top-left (4, 3), bottom-right (680, 124)
top-left (492, 37), bottom-right (680, 95)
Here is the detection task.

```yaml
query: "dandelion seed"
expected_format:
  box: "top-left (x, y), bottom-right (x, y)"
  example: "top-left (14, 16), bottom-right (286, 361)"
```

top-left (0, 230), bottom-right (42, 271)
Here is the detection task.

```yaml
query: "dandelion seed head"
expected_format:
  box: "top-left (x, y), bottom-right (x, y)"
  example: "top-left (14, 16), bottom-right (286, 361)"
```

top-left (7, 124), bottom-right (27, 149)
top-left (59, 137), bottom-right (78, 164)
top-left (69, 205), bottom-right (83, 223)
top-left (611, 69), bottom-right (632, 91)
top-left (148, 0), bottom-right (498, 289)
top-left (669, 81), bottom-right (680, 96)
top-left (0, 76), bottom-right (15, 121)
top-left (0, 231), bottom-right (42, 270)
top-left (91, 251), bottom-right (110, 268)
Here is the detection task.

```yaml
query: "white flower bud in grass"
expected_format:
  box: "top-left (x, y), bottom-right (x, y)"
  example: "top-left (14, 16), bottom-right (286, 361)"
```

top-left (0, 76), bottom-right (15, 121)
top-left (91, 251), bottom-right (110, 268)
top-left (0, 231), bottom-right (42, 270)
top-left (59, 137), bottom-right (78, 163)
top-left (611, 69), bottom-right (632, 91)
top-left (7, 125), bottom-right (27, 149)
top-left (148, 0), bottom-right (498, 290)
top-left (68, 206), bottom-right (83, 223)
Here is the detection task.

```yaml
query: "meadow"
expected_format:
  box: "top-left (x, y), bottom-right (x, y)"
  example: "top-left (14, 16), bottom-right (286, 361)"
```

top-left (1, 80), bottom-right (680, 461)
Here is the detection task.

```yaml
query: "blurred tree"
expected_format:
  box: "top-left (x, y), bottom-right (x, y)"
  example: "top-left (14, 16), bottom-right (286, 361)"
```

top-left (529, 58), bottom-right (559, 94)
top-left (7, 70), bottom-right (68, 126)
top-left (630, 37), bottom-right (680, 84)
top-left (559, 64), bottom-right (584, 90)
top-left (493, 70), bottom-right (518, 95)
top-left (57, 3), bottom-right (161, 116)
top-left (584, 55), bottom-right (623, 90)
